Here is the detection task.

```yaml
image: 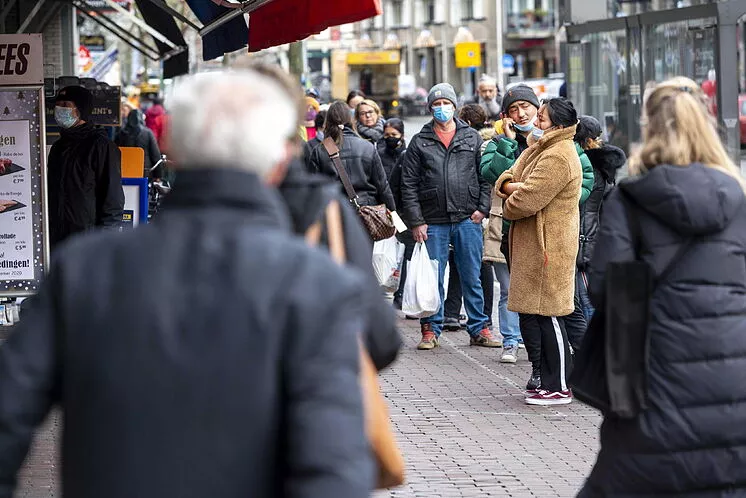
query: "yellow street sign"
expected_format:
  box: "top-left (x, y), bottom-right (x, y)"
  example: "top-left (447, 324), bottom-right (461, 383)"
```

top-left (347, 51), bottom-right (401, 66)
top-left (455, 42), bottom-right (482, 69)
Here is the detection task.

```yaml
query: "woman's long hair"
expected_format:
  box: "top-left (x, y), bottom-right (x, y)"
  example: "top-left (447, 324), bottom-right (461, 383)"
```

top-left (324, 101), bottom-right (353, 146)
top-left (630, 76), bottom-right (744, 191)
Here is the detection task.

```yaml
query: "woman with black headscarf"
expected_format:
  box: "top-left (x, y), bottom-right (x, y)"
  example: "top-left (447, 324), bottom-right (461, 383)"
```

top-left (115, 109), bottom-right (162, 177)
top-left (376, 118), bottom-right (406, 179)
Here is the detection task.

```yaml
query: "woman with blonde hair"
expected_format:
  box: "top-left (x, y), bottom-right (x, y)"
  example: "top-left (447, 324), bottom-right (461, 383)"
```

top-left (355, 99), bottom-right (386, 144)
top-left (579, 77), bottom-right (746, 496)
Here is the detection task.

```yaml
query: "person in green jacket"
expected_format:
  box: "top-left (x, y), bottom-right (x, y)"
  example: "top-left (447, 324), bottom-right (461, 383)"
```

top-left (480, 86), bottom-right (593, 391)
top-left (481, 88), bottom-right (594, 265)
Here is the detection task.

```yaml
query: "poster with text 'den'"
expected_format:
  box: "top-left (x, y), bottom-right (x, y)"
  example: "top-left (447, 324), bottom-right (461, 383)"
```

top-left (0, 119), bottom-right (33, 280)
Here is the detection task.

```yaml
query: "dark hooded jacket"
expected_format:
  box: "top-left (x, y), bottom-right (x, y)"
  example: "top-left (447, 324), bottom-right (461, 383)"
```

top-left (0, 169), bottom-right (373, 498)
top-left (309, 127), bottom-right (396, 211)
top-left (115, 110), bottom-right (161, 176)
top-left (278, 161), bottom-right (401, 371)
top-left (581, 164), bottom-right (746, 497)
top-left (400, 119), bottom-right (491, 226)
top-left (47, 122), bottom-right (125, 249)
top-left (576, 145), bottom-right (626, 270)
top-left (376, 138), bottom-right (406, 179)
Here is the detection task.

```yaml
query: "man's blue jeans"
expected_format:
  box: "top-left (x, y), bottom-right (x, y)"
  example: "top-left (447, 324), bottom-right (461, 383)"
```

top-left (577, 270), bottom-right (595, 322)
top-left (421, 219), bottom-right (489, 337)
top-left (491, 262), bottom-right (522, 348)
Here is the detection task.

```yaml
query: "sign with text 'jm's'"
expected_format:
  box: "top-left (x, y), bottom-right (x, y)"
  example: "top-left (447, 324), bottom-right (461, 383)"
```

top-left (0, 34), bottom-right (43, 86)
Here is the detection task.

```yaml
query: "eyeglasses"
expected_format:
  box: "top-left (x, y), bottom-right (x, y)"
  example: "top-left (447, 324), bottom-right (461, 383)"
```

top-left (359, 111), bottom-right (377, 118)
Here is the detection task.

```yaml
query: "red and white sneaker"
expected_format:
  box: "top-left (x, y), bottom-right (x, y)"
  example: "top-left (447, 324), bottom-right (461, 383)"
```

top-left (525, 390), bottom-right (573, 406)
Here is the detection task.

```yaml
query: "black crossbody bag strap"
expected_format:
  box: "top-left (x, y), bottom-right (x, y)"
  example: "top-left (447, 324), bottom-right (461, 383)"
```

top-left (322, 137), bottom-right (360, 209)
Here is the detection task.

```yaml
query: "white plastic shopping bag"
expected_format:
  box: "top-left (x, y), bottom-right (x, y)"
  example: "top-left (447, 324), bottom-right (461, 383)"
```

top-left (372, 236), bottom-right (404, 291)
top-left (401, 242), bottom-right (440, 318)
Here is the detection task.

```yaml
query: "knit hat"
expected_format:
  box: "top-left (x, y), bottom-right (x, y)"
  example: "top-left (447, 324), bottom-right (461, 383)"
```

top-left (501, 84), bottom-right (540, 114)
top-left (427, 83), bottom-right (458, 109)
top-left (578, 115), bottom-right (602, 140)
top-left (55, 86), bottom-right (93, 121)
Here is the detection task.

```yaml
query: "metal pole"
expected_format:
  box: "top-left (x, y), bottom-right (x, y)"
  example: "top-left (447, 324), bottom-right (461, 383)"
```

top-left (715, 21), bottom-right (741, 168)
top-left (0, 0), bottom-right (18, 29)
top-left (101, 0), bottom-right (177, 48)
top-left (199, 0), bottom-right (275, 37)
top-left (16, 0), bottom-right (46, 32)
top-left (74, 1), bottom-right (161, 60)
top-left (140, 0), bottom-right (202, 31)
top-left (31, 1), bottom-right (61, 32)
top-left (496, 0), bottom-right (504, 91)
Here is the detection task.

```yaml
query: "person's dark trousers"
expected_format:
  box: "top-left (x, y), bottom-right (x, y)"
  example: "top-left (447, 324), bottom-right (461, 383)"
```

top-left (393, 230), bottom-right (416, 307)
top-left (481, 262), bottom-right (494, 328)
top-left (500, 236), bottom-right (510, 269)
top-left (519, 314), bottom-right (572, 393)
top-left (444, 248), bottom-right (462, 319)
top-left (564, 273), bottom-right (588, 353)
top-left (444, 257), bottom-right (495, 327)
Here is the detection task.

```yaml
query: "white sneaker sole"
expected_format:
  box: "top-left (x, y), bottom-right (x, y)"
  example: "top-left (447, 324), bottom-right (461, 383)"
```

top-left (525, 397), bottom-right (573, 406)
top-left (500, 355), bottom-right (517, 363)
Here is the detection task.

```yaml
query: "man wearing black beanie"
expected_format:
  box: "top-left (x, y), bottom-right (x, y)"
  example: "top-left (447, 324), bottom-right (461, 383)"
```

top-left (47, 85), bottom-right (124, 248)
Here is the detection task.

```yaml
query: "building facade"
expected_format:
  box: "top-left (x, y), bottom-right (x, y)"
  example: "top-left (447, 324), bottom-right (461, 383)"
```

top-left (306, 0), bottom-right (563, 100)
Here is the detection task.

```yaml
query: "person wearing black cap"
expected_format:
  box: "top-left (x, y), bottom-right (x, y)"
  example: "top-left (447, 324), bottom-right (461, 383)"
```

top-left (47, 85), bottom-right (124, 249)
top-left (400, 83), bottom-right (498, 351)
top-left (480, 85), bottom-right (595, 387)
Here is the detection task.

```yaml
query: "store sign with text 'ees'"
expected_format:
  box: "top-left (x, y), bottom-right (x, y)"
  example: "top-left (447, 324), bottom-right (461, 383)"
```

top-left (0, 34), bottom-right (43, 86)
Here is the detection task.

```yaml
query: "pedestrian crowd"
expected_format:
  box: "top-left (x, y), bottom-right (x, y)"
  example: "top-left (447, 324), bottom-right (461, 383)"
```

top-left (0, 65), bottom-right (745, 498)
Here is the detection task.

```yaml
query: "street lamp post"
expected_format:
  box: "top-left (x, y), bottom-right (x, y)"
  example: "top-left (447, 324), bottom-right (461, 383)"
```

top-left (496, 0), bottom-right (505, 91)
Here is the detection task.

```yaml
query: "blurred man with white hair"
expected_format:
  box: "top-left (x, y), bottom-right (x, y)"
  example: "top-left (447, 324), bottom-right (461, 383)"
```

top-left (466, 74), bottom-right (502, 121)
top-left (0, 70), bottom-right (373, 498)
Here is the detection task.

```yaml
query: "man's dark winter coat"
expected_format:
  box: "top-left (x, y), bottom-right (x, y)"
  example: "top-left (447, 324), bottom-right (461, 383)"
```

top-left (302, 135), bottom-right (323, 172)
top-left (279, 161), bottom-right (401, 371)
top-left (400, 118), bottom-right (490, 226)
top-left (47, 122), bottom-right (124, 248)
top-left (576, 145), bottom-right (626, 270)
top-left (0, 169), bottom-right (373, 498)
top-left (581, 164), bottom-right (746, 496)
top-left (309, 127), bottom-right (396, 211)
top-left (115, 111), bottom-right (161, 176)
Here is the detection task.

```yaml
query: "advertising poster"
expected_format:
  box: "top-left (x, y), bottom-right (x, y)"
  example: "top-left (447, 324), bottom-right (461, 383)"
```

top-left (0, 119), bottom-right (33, 280)
top-left (0, 33), bottom-right (48, 297)
top-left (0, 87), bottom-right (47, 294)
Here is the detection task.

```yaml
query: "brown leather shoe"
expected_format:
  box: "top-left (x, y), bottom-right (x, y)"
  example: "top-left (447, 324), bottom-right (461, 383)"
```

top-left (417, 323), bottom-right (440, 350)
top-left (470, 328), bottom-right (502, 348)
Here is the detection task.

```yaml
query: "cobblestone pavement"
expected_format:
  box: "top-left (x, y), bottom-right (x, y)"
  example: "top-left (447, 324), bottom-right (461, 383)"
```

top-left (374, 315), bottom-right (602, 498)
top-left (9, 315), bottom-right (602, 498)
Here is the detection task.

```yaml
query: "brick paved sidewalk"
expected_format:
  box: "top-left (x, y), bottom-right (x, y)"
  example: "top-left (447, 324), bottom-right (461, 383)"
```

top-left (12, 316), bottom-right (602, 498)
top-left (375, 316), bottom-right (602, 498)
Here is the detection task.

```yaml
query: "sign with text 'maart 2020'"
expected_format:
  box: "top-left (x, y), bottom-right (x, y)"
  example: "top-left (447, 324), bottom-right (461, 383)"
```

top-left (0, 34), bottom-right (43, 85)
top-left (0, 33), bottom-right (48, 297)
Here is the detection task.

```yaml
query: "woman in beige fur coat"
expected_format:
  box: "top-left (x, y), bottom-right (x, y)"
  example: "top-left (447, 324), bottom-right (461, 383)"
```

top-left (496, 98), bottom-right (582, 406)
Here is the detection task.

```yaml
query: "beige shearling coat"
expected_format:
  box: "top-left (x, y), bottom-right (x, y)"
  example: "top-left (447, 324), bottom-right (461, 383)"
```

top-left (496, 125), bottom-right (582, 317)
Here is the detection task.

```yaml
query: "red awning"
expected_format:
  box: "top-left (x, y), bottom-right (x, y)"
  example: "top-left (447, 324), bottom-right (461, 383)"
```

top-left (248, 0), bottom-right (382, 52)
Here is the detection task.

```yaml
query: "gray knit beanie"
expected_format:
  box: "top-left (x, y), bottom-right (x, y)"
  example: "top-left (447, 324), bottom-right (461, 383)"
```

top-left (427, 83), bottom-right (458, 109)
top-left (501, 84), bottom-right (540, 114)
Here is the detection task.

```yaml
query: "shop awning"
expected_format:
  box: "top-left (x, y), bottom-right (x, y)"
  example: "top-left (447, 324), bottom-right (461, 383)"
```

top-left (64, 0), bottom-right (383, 78)
top-left (248, 0), bottom-right (382, 52)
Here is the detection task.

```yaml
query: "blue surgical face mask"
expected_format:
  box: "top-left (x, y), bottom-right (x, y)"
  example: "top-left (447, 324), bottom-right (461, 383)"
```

top-left (532, 127), bottom-right (544, 139)
top-left (514, 122), bottom-right (535, 132)
top-left (316, 131), bottom-right (324, 140)
top-left (432, 104), bottom-right (455, 124)
top-left (55, 106), bottom-right (78, 129)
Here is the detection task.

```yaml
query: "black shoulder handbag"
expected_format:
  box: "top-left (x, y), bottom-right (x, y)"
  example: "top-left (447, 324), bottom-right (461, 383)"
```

top-left (570, 190), bottom-right (695, 418)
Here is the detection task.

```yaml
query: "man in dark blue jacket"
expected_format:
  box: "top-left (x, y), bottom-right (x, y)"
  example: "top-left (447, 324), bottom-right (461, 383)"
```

top-left (401, 83), bottom-right (498, 350)
top-left (0, 71), bottom-right (372, 498)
